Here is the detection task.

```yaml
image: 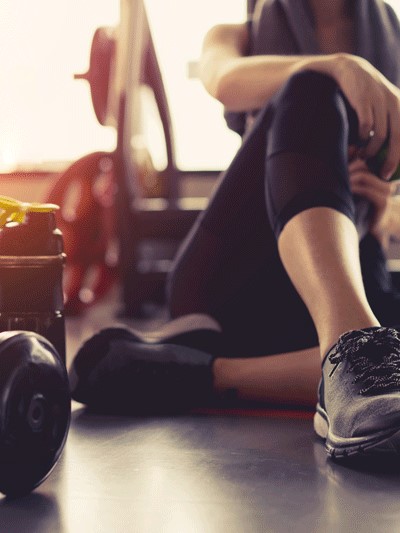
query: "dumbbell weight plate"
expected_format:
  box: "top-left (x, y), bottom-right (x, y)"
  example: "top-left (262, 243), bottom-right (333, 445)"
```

top-left (0, 331), bottom-right (71, 497)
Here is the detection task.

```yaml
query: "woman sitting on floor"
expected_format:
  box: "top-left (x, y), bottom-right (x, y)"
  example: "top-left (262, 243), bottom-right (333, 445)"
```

top-left (69, 0), bottom-right (400, 459)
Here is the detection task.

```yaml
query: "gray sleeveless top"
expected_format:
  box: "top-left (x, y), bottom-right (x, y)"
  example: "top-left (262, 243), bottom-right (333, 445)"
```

top-left (225, 0), bottom-right (400, 135)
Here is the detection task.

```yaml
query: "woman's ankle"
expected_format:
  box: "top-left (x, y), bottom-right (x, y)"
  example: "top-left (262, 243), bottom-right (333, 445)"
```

top-left (212, 357), bottom-right (232, 393)
top-left (319, 318), bottom-right (381, 357)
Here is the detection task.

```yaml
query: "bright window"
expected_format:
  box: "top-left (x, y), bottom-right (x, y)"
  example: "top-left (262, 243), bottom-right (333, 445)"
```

top-left (389, 0), bottom-right (400, 14)
top-left (0, 1), bottom-right (119, 171)
top-left (144, 0), bottom-right (246, 171)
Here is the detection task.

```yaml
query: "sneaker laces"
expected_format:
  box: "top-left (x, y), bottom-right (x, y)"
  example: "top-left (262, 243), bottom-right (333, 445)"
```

top-left (329, 327), bottom-right (400, 395)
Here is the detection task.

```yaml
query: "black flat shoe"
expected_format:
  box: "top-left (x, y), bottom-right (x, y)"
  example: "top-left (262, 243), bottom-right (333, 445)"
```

top-left (69, 325), bottom-right (217, 415)
top-left (112, 313), bottom-right (223, 354)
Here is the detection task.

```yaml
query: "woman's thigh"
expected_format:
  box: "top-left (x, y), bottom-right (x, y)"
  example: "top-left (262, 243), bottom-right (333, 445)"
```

top-left (167, 103), bottom-right (276, 318)
top-left (167, 101), bottom-right (319, 356)
top-left (167, 71), bottom-right (366, 357)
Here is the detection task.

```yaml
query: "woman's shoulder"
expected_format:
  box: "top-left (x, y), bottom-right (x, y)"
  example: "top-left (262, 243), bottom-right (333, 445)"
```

top-left (384, 1), bottom-right (400, 32)
top-left (384, 1), bottom-right (400, 21)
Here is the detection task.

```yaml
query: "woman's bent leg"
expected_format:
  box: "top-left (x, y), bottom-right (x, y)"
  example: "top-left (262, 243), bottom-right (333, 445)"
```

top-left (264, 70), bottom-right (380, 356)
top-left (262, 71), bottom-right (400, 456)
top-left (168, 70), bottom-right (379, 358)
top-left (278, 208), bottom-right (379, 356)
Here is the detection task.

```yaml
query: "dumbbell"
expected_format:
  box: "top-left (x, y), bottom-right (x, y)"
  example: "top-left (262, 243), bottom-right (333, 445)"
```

top-left (0, 331), bottom-right (70, 497)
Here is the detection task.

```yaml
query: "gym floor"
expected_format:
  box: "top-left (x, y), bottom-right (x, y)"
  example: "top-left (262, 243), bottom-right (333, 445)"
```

top-left (1, 287), bottom-right (400, 533)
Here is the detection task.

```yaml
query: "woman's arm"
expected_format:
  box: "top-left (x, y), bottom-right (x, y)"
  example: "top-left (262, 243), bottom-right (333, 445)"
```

top-left (199, 23), bottom-right (400, 179)
top-left (199, 22), bottom-right (342, 112)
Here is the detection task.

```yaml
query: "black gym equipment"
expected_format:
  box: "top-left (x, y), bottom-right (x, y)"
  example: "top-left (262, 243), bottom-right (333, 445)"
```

top-left (0, 331), bottom-right (70, 497)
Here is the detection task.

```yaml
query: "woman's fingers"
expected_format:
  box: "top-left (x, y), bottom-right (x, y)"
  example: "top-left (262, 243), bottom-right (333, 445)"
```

top-left (390, 178), bottom-right (400, 194)
top-left (350, 182), bottom-right (385, 202)
top-left (352, 101), bottom-right (375, 145)
top-left (381, 107), bottom-right (400, 180)
top-left (348, 166), bottom-right (400, 242)
top-left (348, 157), bottom-right (368, 172)
top-left (362, 102), bottom-right (387, 160)
top-left (350, 183), bottom-right (387, 215)
top-left (332, 55), bottom-right (400, 178)
top-left (349, 170), bottom-right (392, 210)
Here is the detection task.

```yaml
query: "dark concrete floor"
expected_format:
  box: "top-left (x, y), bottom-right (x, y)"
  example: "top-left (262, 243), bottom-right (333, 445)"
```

top-left (2, 288), bottom-right (400, 533)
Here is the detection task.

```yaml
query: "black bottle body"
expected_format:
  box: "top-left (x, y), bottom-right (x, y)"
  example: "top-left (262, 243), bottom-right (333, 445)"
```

top-left (0, 211), bottom-right (66, 362)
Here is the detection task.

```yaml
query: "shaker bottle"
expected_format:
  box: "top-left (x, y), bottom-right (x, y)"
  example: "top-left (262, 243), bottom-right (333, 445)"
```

top-left (0, 196), bottom-right (66, 362)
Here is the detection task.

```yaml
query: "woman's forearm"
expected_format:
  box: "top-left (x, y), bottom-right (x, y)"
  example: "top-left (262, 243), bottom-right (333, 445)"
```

top-left (200, 49), bottom-right (342, 112)
top-left (198, 23), bottom-right (346, 113)
top-left (200, 23), bottom-right (400, 176)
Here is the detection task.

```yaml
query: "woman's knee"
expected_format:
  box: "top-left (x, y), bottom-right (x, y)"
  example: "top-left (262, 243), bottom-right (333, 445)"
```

top-left (267, 69), bottom-right (358, 161)
top-left (279, 69), bottom-right (339, 102)
top-left (264, 70), bottom-right (359, 237)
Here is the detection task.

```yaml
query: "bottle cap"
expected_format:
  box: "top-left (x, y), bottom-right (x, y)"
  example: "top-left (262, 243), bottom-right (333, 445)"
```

top-left (0, 196), bottom-right (63, 256)
top-left (0, 196), bottom-right (59, 227)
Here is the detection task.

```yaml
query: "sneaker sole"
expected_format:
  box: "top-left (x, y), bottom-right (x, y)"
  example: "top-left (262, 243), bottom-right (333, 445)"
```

top-left (314, 405), bottom-right (400, 458)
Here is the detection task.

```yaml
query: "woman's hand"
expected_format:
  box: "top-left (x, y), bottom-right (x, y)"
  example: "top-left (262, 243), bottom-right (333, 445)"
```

top-left (332, 54), bottom-right (400, 180)
top-left (349, 158), bottom-right (400, 248)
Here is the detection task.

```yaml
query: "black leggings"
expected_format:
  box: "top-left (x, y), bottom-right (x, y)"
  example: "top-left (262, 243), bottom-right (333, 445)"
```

top-left (167, 70), bottom-right (400, 357)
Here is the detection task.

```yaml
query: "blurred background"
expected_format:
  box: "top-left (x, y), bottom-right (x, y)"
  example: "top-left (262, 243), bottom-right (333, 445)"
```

top-left (0, 0), bottom-right (245, 179)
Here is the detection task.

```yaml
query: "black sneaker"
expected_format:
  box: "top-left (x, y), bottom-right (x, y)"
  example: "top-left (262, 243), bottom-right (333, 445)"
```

top-left (314, 326), bottom-right (400, 458)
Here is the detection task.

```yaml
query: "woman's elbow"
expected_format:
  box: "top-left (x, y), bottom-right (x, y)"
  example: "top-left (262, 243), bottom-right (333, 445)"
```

top-left (199, 23), bottom-right (247, 106)
top-left (199, 62), bottom-right (238, 107)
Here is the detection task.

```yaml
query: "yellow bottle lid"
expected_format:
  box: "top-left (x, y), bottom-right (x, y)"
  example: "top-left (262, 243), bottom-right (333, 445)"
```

top-left (0, 195), bottom-right (59, 227)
